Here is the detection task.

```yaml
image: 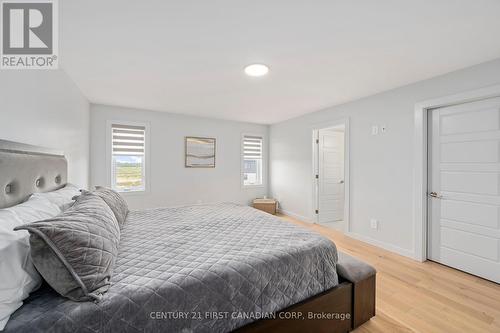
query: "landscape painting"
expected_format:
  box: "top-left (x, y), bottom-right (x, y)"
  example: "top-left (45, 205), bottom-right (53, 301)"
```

top-left (185, 137), bottom-right (216, 168)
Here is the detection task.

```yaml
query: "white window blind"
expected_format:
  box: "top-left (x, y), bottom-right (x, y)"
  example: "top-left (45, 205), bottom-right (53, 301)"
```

top-left (243, 136), bottom-right (263, 159)
top-left (243, 135), bottom-right (263, 186)
top-left (111, 124), bottom-right (146, 192)
top-left (112, 124), bottom-right (146, 155)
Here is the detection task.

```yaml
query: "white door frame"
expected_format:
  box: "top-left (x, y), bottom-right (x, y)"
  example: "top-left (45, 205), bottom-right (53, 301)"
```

top-left (413, 84), bottom-right (500, 262)
top-left (312, 117), bottom-right (350, 232)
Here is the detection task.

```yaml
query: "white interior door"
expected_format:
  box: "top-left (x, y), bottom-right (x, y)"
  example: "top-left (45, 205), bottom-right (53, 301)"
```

top-left (428, 97), bottom-right (500, 283)
top-left (318, 128), bottom-right (345, 224)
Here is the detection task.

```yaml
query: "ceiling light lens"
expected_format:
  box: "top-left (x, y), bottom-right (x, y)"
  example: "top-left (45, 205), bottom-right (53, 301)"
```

top-left (244, 64), bottom-right (269, 77)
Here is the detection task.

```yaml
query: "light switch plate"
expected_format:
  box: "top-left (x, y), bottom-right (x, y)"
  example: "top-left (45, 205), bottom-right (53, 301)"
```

top-left (371, 125), bottom-right (379, 135)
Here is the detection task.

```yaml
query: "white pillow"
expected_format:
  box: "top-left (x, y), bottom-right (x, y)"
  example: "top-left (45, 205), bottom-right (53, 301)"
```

top-left (30, 183), bottom-right (81, 211)
top-left (0, 196), bottom-right (61, 330)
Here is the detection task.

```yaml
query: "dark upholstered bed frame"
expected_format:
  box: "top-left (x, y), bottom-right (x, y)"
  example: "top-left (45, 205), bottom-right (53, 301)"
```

top-left (0, 139), bottom-right (376, 333)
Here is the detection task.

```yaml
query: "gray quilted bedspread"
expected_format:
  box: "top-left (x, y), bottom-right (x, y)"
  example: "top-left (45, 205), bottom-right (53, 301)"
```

top-left (5, 203), bottom-right (338, 333)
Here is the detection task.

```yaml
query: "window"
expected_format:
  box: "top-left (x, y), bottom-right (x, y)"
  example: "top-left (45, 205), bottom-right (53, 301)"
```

top-left (111, 123), bottom-right (146, 192)
top-left (242, 135), bottom-right (263, 186)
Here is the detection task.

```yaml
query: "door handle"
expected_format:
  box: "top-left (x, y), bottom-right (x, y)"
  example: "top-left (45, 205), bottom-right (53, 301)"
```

top-left (429, 192), bottom-right (443, 199)
top-left (339, 180), bottom-right (344, 184)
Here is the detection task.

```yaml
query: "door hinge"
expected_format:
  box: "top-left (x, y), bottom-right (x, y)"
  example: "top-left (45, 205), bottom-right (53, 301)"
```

top-left (315, 209), bottom-right (319, 214)
top-left (316, 139), bottom-right (319, 144)
top-left (315, 174), bottom-right (319, 179)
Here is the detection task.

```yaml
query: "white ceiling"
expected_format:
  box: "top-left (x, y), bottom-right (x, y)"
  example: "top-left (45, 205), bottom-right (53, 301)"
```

top-left (61, 1), bottom-right (500, 124)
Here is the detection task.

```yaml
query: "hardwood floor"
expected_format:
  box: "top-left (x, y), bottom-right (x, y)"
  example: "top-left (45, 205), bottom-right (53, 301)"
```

top-left (278, 214), bottom-right (500, 333)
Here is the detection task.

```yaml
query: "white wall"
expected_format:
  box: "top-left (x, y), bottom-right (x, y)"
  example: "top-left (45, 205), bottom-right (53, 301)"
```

top-left (0, 70), bottom-right (90, 188)
top-left (90, 104), bottom-right (268, 210)
top-left (270, 58), bottom-right (500, 258)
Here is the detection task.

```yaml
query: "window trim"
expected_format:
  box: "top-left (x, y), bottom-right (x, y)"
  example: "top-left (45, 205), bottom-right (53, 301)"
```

top-left (241, 133), bottom-right (266, 189)
top-left (106, 120), bottom-right (150, 195)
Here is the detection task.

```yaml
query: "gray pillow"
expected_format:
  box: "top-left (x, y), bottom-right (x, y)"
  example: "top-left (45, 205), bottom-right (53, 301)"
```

top-left (14, 193), bottom-right (120, 302)
top-left (92, 186), bottom-right (129, 226)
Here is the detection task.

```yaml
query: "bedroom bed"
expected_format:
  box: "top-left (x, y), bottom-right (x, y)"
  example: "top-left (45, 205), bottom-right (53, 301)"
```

top-left (0, 139), bottom-right (375, 333)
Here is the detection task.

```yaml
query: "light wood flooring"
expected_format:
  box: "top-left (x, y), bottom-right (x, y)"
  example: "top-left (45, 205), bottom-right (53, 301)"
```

top-left (278, 214), bottom-right (500, 333)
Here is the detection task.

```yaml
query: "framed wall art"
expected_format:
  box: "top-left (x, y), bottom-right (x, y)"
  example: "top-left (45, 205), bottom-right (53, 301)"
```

top-left (185, 137), bottom-right (216, 168)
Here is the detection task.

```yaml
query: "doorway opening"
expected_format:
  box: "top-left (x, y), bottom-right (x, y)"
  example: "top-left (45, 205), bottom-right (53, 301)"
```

top-left (313, 119), bottom-right (350, 232)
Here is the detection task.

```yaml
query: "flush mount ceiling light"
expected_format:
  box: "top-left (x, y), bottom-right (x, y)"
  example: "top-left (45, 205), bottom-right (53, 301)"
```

top-left (244, 64), bottom-right (269, 77)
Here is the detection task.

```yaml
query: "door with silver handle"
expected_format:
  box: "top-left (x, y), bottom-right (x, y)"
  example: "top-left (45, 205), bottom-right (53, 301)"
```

top-left (427, 97), bottom-right (500, 283)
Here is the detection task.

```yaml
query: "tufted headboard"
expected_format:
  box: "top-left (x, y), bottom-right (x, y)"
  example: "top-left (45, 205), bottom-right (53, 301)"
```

top-left (0, 139), bottom-right (67, 209)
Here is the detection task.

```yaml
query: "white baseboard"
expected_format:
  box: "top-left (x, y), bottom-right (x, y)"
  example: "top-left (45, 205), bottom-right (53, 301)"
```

top-left (279, 210), bottom-right (416, 260)
top-left (345, 231), bottom-right (416, 259)
top-left (278, 209), bottom-right (315, 224)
